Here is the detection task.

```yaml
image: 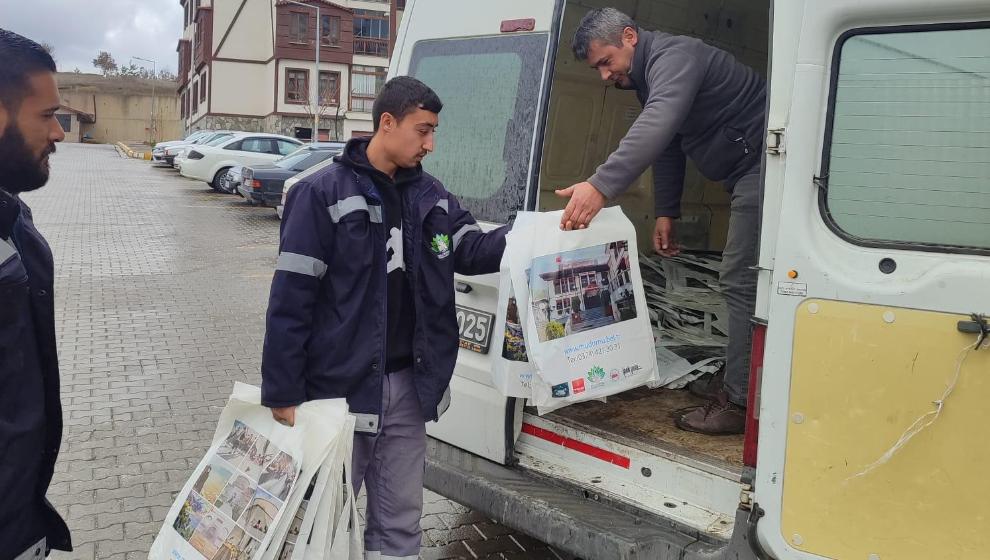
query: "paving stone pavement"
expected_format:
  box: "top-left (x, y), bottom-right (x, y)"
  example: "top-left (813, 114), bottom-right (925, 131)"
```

top-left (28, 144), bottom-right (570, 560)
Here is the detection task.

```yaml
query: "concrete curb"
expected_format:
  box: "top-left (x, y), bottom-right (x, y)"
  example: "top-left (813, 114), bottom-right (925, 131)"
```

top-left (115, 141), bottom-right (152, 160)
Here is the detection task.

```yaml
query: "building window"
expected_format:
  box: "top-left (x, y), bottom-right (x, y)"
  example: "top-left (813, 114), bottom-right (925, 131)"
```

top-left (286, 69), bottom-right (308, 104)
top-left (181, 92), bottom-right (186, 119)
top-left (351, 65), bottom-right (386, 112)
top-left (184, 1), bottom-right (190, 27)
top-left (319, 71), bottom-right (340, 105)
top-left (290, 12), bottom-right (309, 43)
top-left (191, 82), bottom-right (199, 114)
top-left (353, 10), bottom-right (389, 57)
top-left (321, 15), bottom-right (341, 47)
top-left (56, 114), bottom-right (71, 133)
top-left (199, 74), bottom-right (207, 102)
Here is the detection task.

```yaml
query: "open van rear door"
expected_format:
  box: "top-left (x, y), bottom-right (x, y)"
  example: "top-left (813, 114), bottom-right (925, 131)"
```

top-left (389, 0), bottom-right (559, 464)
top-left (758, 1), bottom-right (990, 558)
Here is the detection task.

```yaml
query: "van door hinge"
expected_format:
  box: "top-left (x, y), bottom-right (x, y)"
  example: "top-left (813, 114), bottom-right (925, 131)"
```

top-left (739, 484), bottom-right (754, 510)
top-left (766, 128), bottom-right (785, 155)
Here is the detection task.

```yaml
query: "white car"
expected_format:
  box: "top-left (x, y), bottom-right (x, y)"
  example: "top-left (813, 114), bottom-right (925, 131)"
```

top-left (152, 130), bottom-right (213, 162)
top-left (178, 133), bottom-right (303, 190)
top-left (166, 131), bottom-right (241, 167)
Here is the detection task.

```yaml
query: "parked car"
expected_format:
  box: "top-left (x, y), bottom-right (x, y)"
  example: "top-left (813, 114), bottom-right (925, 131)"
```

top-left (178, 133), bottom-right (303, 190)
top-left (164, 130), bottom-right (240, 167)
top-left (275, 148), bottom-right (343, 219)
top-left (220, 165), bottom-right (243, 195)
top-left (152, 130), bottom-right (213, 163)
top-left (239, 142), bottom-right (344, 207)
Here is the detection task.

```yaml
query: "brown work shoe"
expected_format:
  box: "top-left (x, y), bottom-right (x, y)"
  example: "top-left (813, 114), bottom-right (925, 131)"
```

top-left (675, 393), bottom-right (746, 435)
top-left (687, 367), bottom-right (725, 401)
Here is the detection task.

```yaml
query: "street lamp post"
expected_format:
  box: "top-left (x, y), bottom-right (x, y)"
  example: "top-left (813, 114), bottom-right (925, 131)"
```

top-left (285, 0), bottom-right (320, 142)
top-left (132, 56), bottom-right (158, 142)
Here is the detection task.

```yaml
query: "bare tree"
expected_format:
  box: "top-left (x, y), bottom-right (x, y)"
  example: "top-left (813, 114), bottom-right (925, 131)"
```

top-left (40, 42), bottom-right (55, 61)
top-left (92, 51), bottom-right (118, 76)
top-left (300, 77), bottom-right (345, 141)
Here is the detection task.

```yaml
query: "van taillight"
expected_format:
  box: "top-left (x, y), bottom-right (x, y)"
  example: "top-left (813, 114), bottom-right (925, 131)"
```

top-left (743, 321), bottom-right (767, 468)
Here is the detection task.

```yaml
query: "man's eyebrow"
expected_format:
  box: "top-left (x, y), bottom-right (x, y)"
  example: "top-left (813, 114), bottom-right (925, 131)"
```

top-left (591, 57), bottom-right (607, 68)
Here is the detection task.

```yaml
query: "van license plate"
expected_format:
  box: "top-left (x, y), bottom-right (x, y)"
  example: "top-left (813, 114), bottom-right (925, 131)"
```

top-left (456, 305), bottom-right (494, 354)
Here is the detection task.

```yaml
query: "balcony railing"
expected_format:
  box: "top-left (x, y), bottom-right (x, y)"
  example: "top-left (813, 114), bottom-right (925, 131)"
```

top-left (354, 37), bottom-right (388, 57)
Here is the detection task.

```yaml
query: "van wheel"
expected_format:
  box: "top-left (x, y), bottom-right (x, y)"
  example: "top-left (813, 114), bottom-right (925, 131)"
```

top-left (212, 168), bottom-right (231, 191)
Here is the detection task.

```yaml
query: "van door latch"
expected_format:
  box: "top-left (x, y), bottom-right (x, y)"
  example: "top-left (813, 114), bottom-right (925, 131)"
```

top-left (766, 128), bottom-right (785, 155)
top-left (958, 313), bottom-right (989, 347)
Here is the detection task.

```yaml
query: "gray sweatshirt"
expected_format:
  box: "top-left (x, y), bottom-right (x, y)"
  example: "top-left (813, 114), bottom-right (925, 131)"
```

top-left (588, 29), bottom-right (766, 217)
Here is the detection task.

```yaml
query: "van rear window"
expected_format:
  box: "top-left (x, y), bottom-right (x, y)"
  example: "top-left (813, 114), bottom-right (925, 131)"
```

top-left (821, 24), bottom-right (990, 252)
top-left (409, 33), bottom-right (549, 224)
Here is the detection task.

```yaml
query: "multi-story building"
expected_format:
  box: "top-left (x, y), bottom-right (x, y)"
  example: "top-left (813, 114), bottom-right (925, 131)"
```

top-left (176, 0), bottom-right (402, 140)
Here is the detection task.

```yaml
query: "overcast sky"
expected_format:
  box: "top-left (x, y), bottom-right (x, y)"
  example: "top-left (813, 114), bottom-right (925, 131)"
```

top-left (0, 0), bottom-right (183, 74)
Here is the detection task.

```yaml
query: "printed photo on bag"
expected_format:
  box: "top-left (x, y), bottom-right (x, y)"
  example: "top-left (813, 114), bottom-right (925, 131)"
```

top-left (286, 500), bottom-right (307, 544)
top-left (501, 297), bottom-right (529, 362)
top-left (241, 436), bottom-right (277, 480)
top-left (217, 421), bottom-right (261, 468)
top-left (527, 241), bottom-right (637, 343)
top-left (259, 451), bottom-right (298, 502)
top-left (242, 487), bottom-right (281, 540)
top-left (212, 527), bottom-right (259, 560)
top-left (195, 458), bottom-right (236, 504)
top-left (173, 492), bottom-right (210, 540)
top-left (277, 542), bottom-right (294, 560)
top-left (214, 474), bottom-right (255, 522)
top-left (188, 508), bottom-right (237, 558)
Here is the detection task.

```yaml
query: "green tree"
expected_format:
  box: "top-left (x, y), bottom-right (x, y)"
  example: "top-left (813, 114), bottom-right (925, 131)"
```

top-left (92, 51), bottom-right (118, 76)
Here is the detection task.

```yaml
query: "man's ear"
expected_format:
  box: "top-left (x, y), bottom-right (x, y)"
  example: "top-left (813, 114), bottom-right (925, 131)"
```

top-left (0, 103), bottom-right (8, 137)
top-left (623, 26), bottom-right (638, 47)
top-left (379, 112), bottom-right (396, 133)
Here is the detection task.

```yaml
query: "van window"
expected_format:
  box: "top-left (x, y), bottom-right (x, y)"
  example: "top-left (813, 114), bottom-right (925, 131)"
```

top-left (822, 25), bottom-right (990, 251)
top-left (409, 33), bottom-right (549, 224)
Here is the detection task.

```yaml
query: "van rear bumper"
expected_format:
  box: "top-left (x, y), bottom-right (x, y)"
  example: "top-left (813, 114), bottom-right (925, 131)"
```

top-left (425, 437), bottom-right (762, 560)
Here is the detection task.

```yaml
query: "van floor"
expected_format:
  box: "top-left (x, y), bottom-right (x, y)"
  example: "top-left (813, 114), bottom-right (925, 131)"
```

top-left (541, 386), bottom-right (745, 471)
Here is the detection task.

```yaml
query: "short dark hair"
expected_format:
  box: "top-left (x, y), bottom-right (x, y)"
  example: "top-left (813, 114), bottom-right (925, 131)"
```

top-left (572, 8), bottom-right (637, 61)
top-left (0, 28), bottom-right (57, 112)
top-left (372, 76), bottom-right (443, 132)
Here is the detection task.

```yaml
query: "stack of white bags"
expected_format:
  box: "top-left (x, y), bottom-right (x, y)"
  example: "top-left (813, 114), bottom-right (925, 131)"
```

top-left (491, 208), bottom-right (669, 413)
top-left (151, 383), bottom-right (361, 560)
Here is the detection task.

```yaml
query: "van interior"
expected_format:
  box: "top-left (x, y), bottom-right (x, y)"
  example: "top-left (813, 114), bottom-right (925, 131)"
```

top-left (532, 0), bottom-right (771, 473)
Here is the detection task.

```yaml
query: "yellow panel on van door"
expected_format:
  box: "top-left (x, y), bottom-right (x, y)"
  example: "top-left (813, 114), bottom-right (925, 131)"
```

top-left (782, 299), bottom-right (990, 560)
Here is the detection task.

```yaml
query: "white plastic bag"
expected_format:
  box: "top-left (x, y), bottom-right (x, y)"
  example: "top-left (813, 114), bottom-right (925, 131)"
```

top-left (488, 215), bottom-right (541, 398)
top-left (150, 383), bottom-right (358, 560)
top-left (504, 208), bottom-right (661, 412)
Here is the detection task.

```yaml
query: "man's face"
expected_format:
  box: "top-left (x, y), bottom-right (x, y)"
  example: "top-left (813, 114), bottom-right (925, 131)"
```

top-left (586, 28), bottom-right (638, 88)
top-left (381, 108), bottom-right (438, 169)
top-left (0, 72), bottom-right (65, 193)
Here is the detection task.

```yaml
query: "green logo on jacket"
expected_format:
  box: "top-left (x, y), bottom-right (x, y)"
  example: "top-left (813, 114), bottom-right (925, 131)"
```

top-left (431, 233), bottom-right (451, 259)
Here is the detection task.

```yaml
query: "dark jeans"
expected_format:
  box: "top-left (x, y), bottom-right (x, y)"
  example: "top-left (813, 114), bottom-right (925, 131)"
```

top-left (720, 172), bottom-right (761, 406)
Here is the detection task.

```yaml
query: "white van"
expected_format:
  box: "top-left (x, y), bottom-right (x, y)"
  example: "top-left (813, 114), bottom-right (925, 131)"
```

top-left (391, 1), bottom-right (990, 558)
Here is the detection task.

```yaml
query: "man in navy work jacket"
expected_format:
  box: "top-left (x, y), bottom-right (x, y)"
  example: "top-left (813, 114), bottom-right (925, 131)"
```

top-left (0, 29), bottom-right (72, 560)
top-left (261, 76), bottom-right (507, 559)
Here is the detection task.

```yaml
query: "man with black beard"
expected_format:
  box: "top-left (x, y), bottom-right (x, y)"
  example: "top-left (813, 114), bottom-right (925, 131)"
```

top-left (0, 29), bottom-right (72, 559)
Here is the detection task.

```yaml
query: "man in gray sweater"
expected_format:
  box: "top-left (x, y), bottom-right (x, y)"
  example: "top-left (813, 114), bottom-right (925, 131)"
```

top-left (556, 8), bottom-right (765, 435)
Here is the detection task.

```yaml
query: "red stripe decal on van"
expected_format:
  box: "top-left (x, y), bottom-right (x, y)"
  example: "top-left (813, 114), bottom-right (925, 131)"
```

top-left (522, 423), bottom-right (631, 469)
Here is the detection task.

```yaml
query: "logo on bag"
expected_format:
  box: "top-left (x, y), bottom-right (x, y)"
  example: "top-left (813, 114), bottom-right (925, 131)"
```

top-left (610, 369), bottom-right (621, 381)
top-left (552, 382), bottom-right (570, 398)
top-left (586, 366), bottom-right (607, 384)
top-left (430, 233), bottom-right (451, 259)
top-left (571, 378), bottom-right (586, 394)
